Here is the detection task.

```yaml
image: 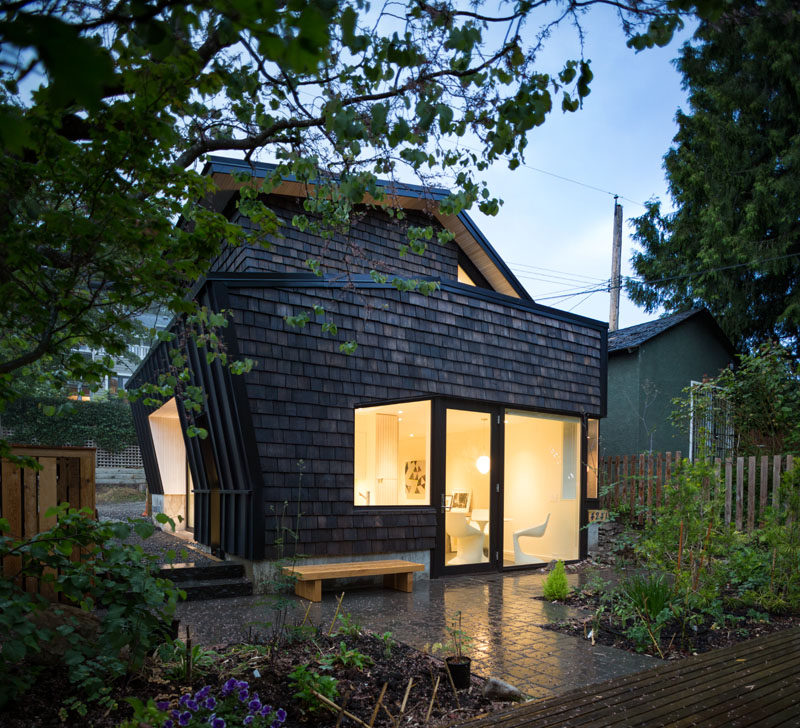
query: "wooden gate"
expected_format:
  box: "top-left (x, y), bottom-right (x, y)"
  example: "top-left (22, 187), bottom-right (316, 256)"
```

top-left (1, 445), bottom-right (96, 596)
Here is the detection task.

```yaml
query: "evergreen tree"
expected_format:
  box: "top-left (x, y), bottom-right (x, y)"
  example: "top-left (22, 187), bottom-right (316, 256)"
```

top-left (629, 1), bottom-right (800, 355)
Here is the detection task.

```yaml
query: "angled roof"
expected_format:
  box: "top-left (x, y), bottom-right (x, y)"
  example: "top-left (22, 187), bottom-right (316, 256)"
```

top-left (201, 155), bottom-right (531, 300)
top-left (608, 308), bottom-right (735, 354)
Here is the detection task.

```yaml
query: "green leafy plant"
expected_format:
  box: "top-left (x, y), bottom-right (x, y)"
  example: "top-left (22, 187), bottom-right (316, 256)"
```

top-left (542, 561), bottom-right (569, 601)
top-left (288, 663), bottom-right (339, 712)
top-left (433, 611), bottom-right (472, 661)
top-left (0, 506), bottom-right (182, 708)
top-left (618, 572), bottom-right (674, 656)
top-left (378, 631), bottom-right (396, 658)
top-left (333, 612), bottom-right (362, 638)
top-left (121, 679), bottom-right (287, 727)
top-left (155, 639), bottom-right (220, 681)
top-left (319, 641), bottom-right (374, 671)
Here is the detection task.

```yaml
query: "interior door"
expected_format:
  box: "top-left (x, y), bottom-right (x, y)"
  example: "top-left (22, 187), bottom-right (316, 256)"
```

top-left (436, 405), bottom-right (500, 574)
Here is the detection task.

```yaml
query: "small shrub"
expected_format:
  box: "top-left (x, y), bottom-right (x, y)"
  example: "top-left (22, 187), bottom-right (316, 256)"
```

top-left (122, 679), bottom-right (287, 727)
top-left (333, 612), bottom-right (362, 637)
top-left (621, 572), bottom-right (672, 622)
top-left (0, 506), bottom-right (182, 709)
top-left (319, 641), bottom-right (374, 670)
top-left (288, 663), bottom-right (339, 712)
top-left (542, 561), bottom-right (568, 601)
top-left (432, 611), bottom-right (472, 660)
top-left (378, 631), bottom-right (396, 657)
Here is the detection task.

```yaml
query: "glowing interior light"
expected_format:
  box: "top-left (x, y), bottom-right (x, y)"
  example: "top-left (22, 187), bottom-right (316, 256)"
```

top-left (476, 455), bottom-right (490, 474)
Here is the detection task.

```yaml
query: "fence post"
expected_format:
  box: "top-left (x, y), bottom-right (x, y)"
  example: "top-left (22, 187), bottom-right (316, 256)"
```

top-left (725, 458), bottom-right (733, 526)
top-left (759, 455), bottom-right (768, 525)
top-left (772, 455), bottom-right (782, 509)
top-left (747, 456), bottom-right (756, 532)
top-left (656, 452), bottom-right (663, 508)
top-left (735, 457), bottom-right (744, 530)
top-left (638, 453), bottom-right (646, 525)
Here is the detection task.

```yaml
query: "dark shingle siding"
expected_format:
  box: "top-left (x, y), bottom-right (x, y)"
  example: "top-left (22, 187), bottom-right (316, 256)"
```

top-left (228, 283), bottom-right (602, 557)
top-left (209, 195), bottom-right (458, 281)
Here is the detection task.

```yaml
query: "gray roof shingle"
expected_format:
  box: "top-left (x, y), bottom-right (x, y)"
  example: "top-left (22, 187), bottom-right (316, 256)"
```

top-left (608, 309), bottom-right (704, 353)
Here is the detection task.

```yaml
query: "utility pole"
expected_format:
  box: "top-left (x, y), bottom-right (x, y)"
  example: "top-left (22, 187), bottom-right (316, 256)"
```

top-left (609, 196), bottom-right (623, 332)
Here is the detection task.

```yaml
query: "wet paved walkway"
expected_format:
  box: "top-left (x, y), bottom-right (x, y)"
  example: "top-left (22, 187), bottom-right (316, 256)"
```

top-left (176, 570), bottom-right (654, 700)
top-left (99, 505), bottom-right (654, 699)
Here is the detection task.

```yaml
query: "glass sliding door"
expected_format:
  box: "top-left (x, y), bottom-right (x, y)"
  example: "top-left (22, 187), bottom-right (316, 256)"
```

top-left (502, 410), bottom-right (580, 566)
top-left (443, 408), bottom-right (493, 569)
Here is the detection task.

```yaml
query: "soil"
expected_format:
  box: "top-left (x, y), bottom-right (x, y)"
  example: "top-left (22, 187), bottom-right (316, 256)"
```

top-left (3, 630), bottom-right (519, 728)
top-left (539, 588), bottom-right (800, 659)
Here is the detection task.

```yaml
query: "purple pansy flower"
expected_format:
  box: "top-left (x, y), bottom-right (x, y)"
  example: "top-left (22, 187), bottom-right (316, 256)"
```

top-left (248, 698), bottom-right (261, 713)
top-left (195, 686), bottom-right (212, 700)
top-left (162, 720), bottom-right (174, 728)
top-left (275, 708), bottom-right (287, 723)
top-left (171, 709), bottom-right (181, 720)
top-left (238, 689), bottom-right (249, 702)
top-left (178, 711), bottom-right (192, 727)
top-left (271, 721), bottom-right (280, 728)
top-left (237, 681), bottom-right (248, 690)
top-left (259, 705), bottom-right (272, 717)
top-left (211, 718), bottom-right (226, 728)
top-left (157, 700), bottom-right (170, 711)
top-left (222, 678), bottom-right (237, 696)
top-left (243, 717), bottom-right (253, 726)
top-left (179, 693), bottom-right (192, 707)
top-left (186, 699), bottom-right (199, 712)
top-left (204, 696), bottom-right (217, 710)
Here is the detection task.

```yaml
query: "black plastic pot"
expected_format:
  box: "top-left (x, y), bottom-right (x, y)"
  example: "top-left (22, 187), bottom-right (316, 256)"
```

top-left (445, 656), bottom-right (471, 690)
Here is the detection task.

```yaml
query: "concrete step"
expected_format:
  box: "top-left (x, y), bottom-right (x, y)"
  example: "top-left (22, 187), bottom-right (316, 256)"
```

top-left (158, 562), bottom-right (252, 600)
top-left (177, 576), bottom-right (254, 601)
top-left (158, 561), bottom-right (244, 582)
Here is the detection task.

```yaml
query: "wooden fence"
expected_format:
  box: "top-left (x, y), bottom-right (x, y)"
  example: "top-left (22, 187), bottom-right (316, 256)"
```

top-left (600, 451), bottom-right (796, 531)
top-left (1, 445), bottom-right (96, 597)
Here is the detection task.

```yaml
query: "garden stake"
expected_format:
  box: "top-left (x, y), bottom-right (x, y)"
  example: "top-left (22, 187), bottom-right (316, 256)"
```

top-left (186, 625), bottom-right (192, 682)
top-left (425, 675), bottom-right (441, 724)
top-left (312, 690), bottom-right (369, 728)
top-left (328, 591), bottom-right (346, 635)
top-left (301, 601), bottom-right (312, 627)
top-left (676, 520), bottom-right (684, 578)
top-left (443, 661), bottom-right (461, 709)
top-left (367, 682), bottom-right (388, 728)
top-left (334, 690), bottom-right (351, 728)
top-left (380, 701), bottom-right (396, 723)
top-left (394, 678), bottom-right (414, 727)
top-left (694, 520), bottom-right (713, 591)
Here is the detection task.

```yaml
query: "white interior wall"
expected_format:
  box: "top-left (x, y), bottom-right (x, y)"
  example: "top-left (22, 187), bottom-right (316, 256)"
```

top-left (503, 413), bottom-right (579, 561)
top-left (148, 398), bottom-right (187, 524)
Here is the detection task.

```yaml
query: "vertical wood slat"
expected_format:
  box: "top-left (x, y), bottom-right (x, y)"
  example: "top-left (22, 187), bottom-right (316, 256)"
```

top-left (1, 459), bottom-right (22, 583)
top-left (735, 457), bottom-right (744, 531)
top-left (772, 455), bottom-right (782, 509)
top-left (656, 453), bottom-right (663, 508)
top-left (638, 453), bottom-right (645, 524)
top-left (725, 458), bottom-right (733, 526)
top-left (38, 458), bottom-right (59, 601)
top-left (22, 465), bottom-right (39, 593)
top-left (614, 455), bottom-right (621, 507)
top-left (787, 455), bottom-right (795, 526)
top-left (759, 455), bottom-right (769, 524)
top-left (747, 456), bottom-right (756, 532)
top-left (714, 458), bottom-right (722, 503)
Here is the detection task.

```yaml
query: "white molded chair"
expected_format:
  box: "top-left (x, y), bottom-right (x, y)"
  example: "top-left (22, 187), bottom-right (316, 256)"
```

top-left (513, 513), bottom-right (551, 565)
top-left (446, 512), bottom-right (486, 564)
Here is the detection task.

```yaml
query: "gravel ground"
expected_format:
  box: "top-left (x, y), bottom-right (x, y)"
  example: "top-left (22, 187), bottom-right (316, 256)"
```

top-left (97, 500), bottom-right (219, 566)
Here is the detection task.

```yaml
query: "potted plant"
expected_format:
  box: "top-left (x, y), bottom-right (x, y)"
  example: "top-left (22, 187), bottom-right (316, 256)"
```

top-left (435, 611), bottom-right (473, 690)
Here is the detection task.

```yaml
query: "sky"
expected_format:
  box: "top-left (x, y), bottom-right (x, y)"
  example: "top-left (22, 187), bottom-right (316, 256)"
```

top-left (466, 7), bottom-right (698, 329)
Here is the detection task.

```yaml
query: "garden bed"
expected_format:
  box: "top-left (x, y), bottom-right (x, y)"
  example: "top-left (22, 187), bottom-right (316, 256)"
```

top-left (538, 583), bottom-right (800, 659)
top-left (3, 630), bottom-right (520, 728)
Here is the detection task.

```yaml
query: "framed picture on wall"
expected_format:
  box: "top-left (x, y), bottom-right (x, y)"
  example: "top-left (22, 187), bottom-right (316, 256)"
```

top-left (404, 460), bottom-right (426, 500)
top-left (451, 490), bottom-right (471, 513)
top-left (444, 494), bottom-right (453, 511)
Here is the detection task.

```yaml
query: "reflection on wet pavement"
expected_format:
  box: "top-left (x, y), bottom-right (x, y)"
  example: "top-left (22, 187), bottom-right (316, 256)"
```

top-left (177, 569), bottom-right (654, 699)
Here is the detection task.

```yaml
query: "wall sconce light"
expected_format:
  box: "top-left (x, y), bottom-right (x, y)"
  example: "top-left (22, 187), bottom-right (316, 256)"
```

top-left (476, 455), bottom-right (490, 474)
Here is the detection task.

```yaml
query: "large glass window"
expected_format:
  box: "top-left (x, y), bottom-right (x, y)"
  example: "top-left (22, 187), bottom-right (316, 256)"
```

top-left (444, 409), bottom-right (491, 565)
top-left (503, 410), bottom-right (580, 566)
top-left (354, 400), bottom-right (431, 506)
top-left (587, 419), bottom-right (599, 499)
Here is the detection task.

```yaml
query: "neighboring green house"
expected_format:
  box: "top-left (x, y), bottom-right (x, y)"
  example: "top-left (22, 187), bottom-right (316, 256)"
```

top-left (602, 309), bottom-right (736, 457)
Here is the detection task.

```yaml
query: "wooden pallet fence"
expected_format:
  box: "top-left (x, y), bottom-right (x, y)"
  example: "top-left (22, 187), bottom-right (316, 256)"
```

top-left (600, 452), bottom-right (795, 532)
top-left (1, 445), bottom-right (96, 598)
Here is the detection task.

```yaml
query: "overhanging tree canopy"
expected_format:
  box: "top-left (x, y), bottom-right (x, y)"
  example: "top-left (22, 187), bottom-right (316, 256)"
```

top-left (0, 0), bottom-right (724, 444)
top-left (628, 0), bottom-right (800, 356)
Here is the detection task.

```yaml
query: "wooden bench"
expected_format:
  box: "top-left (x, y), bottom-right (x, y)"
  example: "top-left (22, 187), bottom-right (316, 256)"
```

top-left (282, 559), bottom-right (425, 602)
